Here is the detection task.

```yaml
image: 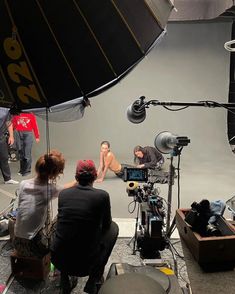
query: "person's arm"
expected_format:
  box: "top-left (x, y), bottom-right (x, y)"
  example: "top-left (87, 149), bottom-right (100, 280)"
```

top-left (50, 180), bottom-right (77, 200)
top-left (31, 113), bottom-right (40, 142)
top-left (135, 153), bottom-right (145, 168)
top-left (141, 148), bottom-right (158, 169)
top-left (63, 180), bottom-right (77, 189)
top-left (96, 153), bottom-right (113, 183)
top-left (96, 151), bottom-right (104, 178)
top-left (11, 116), bottom-right (17, 130)
top-left (7, 122), bottom-right (14, 146)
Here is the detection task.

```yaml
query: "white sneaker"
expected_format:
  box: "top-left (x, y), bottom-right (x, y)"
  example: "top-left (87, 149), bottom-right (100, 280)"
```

top-left (5, 179), bottom-right (19, 184)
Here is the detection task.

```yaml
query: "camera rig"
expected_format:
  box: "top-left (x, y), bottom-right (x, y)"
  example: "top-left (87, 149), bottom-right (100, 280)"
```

top-left (125, 167), bottom-right (167, 259)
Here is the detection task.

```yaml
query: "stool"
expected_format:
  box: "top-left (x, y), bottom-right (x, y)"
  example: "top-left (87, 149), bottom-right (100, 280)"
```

top-left (10, 250), bottom-right (50, 280)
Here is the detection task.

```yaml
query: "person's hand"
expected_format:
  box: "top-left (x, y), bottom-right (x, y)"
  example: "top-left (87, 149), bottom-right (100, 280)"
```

top-left (8, 136), bottom-right (14, 146)
top-left (137, 164), bottom-right (145, 168)
top-left (95, 178), bottom-right (104, 183)
top-left (36, 138), bottom-right (40, 143)
top-left (63, 180), bottom-right (77, 189)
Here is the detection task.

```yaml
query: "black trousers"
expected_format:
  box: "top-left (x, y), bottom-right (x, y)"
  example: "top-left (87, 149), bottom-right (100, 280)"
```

top-left (51, 221), bottom-right (119, 281)
top-left (115, 164), bottom-right (134, 179)
top-left (0, 136), bottom-right (11, 181)
top-left (88, 221), bottom-right (119, 282)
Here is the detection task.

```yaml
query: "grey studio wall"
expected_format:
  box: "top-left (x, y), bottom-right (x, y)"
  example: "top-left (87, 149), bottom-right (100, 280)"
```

top-left (33, 21), bottom-right (235, 209)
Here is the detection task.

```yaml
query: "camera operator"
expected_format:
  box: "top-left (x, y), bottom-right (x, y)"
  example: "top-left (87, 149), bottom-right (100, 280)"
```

top-left (134, 145), bottom-right (164, 170)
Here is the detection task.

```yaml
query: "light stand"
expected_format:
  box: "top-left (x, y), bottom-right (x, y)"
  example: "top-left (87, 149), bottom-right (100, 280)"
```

top-left (166, 151), bottom-right (175, 235)
top-left (154, 132), bottom-right (189, 238)
top-left (127, 195), bottom-right (142, 255)
top-left (166, 147), bottom-right (183, 238)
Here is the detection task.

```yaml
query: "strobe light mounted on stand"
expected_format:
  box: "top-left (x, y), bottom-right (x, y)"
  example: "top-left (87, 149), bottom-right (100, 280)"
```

top-left (154, 132), bottom-right (190, 236)
top-left (154, 132), bottom-right (190, 154)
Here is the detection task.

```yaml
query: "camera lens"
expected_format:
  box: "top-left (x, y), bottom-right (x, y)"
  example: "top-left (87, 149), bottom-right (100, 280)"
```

top-left (206, 224), bottom-right (221, 236)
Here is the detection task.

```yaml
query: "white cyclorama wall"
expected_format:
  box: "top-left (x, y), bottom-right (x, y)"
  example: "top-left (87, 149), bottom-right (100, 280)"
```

top-left (34, 21), bottom-right (235, 209)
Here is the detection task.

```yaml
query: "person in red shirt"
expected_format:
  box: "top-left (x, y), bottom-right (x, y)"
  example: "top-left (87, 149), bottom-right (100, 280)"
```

top-left (12, 112), bottom-right (40, 176)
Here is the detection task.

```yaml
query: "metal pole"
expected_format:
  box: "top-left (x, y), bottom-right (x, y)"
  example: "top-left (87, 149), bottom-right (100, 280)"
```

top-left (148, 100), bottom-right (235, 108)
top-left (132, 201), bottom-right (140, 255)
top-left (166, 153), bottom-right (175, 233)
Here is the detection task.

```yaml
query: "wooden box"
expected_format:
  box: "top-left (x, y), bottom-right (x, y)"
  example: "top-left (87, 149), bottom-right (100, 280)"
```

top-left (175, 209), bottom-right (235, 271)
top-left (10, 251), bottom-right (50, 280)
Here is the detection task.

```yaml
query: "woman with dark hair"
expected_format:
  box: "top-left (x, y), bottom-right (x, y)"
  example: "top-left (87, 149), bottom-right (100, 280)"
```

top-left (134, 145), bottom-right (164, 170)
top-left (13, 150), bottom-right (75, 258)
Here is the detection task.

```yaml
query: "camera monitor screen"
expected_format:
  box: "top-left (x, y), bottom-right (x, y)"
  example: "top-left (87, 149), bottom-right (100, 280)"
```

top-left (123, 167), bottom-right (148, 182)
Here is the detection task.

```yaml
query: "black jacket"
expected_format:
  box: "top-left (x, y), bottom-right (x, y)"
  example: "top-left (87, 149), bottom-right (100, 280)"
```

top-left (137, 146), bottom-right (164, 169)
top-left (51, 184), bottom-right (112, 275)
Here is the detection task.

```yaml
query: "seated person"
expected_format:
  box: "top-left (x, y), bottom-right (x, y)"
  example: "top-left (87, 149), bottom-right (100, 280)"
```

top-left (13, 150), bottom-right (76, 258)
top-left (134, 145), bottom-right (164, 170)
top-left (96, 140), bottom-right (132, 182)
top-left (51, 159), bottom-right (119, 294)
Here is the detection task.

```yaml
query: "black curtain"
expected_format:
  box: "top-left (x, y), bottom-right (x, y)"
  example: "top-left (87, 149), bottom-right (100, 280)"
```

top-left (228, 21), bottom-right (235, 148)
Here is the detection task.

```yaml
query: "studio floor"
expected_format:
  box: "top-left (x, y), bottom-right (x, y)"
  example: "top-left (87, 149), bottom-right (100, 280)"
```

top-left (1, 155), bottom-right (235, 220)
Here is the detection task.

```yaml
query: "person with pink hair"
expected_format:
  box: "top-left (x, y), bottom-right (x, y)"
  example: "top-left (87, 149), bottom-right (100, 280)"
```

top-left (51, 159), bottom-right (118, 294)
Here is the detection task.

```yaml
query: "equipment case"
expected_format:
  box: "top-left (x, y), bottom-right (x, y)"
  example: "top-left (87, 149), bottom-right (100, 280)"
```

top-left (176, 208), bottom-right (235, 271)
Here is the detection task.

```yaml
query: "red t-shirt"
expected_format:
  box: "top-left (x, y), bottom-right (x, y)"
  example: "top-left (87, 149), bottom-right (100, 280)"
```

top-left (12, 113), bottom-right (40, 139)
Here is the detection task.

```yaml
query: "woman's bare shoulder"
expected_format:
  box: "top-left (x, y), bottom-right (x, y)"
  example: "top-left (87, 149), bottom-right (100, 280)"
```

top-left (107, 151), bottom-right (115, 158)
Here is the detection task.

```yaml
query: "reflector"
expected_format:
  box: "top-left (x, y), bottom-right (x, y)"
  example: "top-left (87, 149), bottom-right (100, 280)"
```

top-left (0, 0), bottom-right (173, 118)
top-left (154, 131), bottom-right (178, 154)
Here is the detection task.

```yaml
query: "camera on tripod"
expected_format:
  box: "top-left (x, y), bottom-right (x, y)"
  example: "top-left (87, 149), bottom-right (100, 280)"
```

top-left (124, 167), bottom-right (167, 259)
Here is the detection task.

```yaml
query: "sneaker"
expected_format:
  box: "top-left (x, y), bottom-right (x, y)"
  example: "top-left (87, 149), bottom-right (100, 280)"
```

top-left (21, 171), bottom-right (31, 177)
top-left (18, 171), bottom-right (31, 176)
top-left (5, 179), bottom-right (19, 184)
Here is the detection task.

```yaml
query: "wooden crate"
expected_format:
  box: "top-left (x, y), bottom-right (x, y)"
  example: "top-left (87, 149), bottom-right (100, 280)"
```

top-left (10, 251), bottom-right (50, 280)
top-left (175, 209), bottom-right (235, 271)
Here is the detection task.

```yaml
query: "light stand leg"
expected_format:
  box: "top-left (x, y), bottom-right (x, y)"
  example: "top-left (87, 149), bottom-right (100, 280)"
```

top-left (127, 201), bottom-right (140, 255)
top-left (166, 154), bottom-right (175, 235)
top-left (167, 216), bottom-right (176, 238)
top-left (132, 202), bottom-right (140, 254)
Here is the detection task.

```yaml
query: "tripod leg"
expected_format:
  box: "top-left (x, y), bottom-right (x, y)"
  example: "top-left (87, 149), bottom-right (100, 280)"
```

top-left (127, 235), bottom-right (134, 246)
top-left (167, 216), bottom-right (176, 238)
top-left (127, 202), bottom-right (140, 255)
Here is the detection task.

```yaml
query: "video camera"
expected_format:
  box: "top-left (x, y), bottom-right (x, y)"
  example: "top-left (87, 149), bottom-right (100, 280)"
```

top-left (185, 199), bottom-right (222, 237)
top-left (124, 167), bottom-right (167, 259)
